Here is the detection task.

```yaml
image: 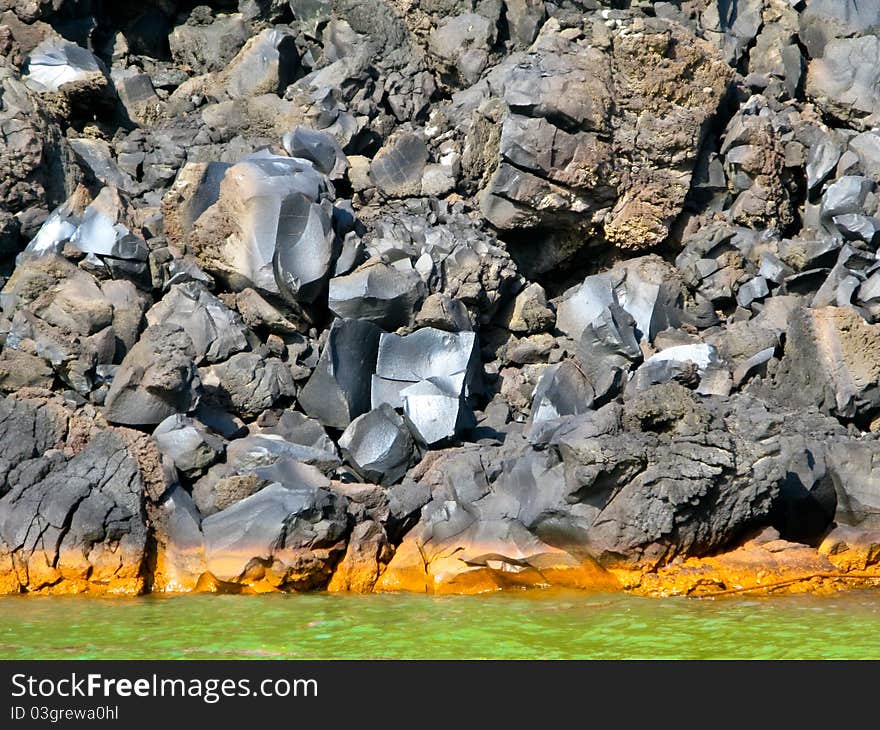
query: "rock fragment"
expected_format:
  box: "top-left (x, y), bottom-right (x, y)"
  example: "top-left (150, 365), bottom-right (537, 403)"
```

top-left (338, 403), bottom-right (415, 485)
top-left (299, 318), bottom-right (383, 429)
top-left (103, 324), bottom-right (201, 427)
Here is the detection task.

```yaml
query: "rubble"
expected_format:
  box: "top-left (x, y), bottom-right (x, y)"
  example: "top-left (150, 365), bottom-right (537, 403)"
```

top-left (4, 0), bottom-right (880, 597)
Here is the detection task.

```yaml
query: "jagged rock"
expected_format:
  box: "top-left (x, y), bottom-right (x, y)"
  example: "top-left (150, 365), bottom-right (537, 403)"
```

top-left (428, 13), bottom-right (497, 88)
top-left (151, 485), bottom-right (207, 593)
top-left (260, 409), bottom-right (339, 462)
top-left (415, 292), bottom-right (472, 332)
top-left (369, 132), bottom-right (428, 197)
top-left (736, 276), bottom-right (770, 308)
top-left (761, 306), bottom-right (880, 422)
top-left (192, 434), bottom-right (338, 516)
top-left (825, 441), bottom-right (880, 529)
top-left (382, 384), bottom-right (850, 592)
top-left (833, 214), bottom-right (880, 244)
top-left (199, 352), bottom-right (295, 419)
top-left (700, 0), bottom-right (763, 64)
top-left (799, 0), bottom-right (880, 59)
top-left (299, 318), bottom-right (383, 429)
top-left (201, 482), bottom-right (348, 591)
top-left (234, 288), bottom-right (305, 335)
top-left (819, 525), bottom-right (880, 573)
top-left (401, 377), bottom-right (478, 446)
top-left (626, 344), bottom-right (720, 395)
top-left (327, 519), bottom-right (390, 593)
top-left (282, 125), bottom-right (348, 179)
top-left (24, 186), bottom-right (149, 264)
top-left (153, 415), bottom-right (225, 478)
top-left (369, 327), bottom-right (482, 444)
top-left (189, 153), bottom-right (337, 304)
top-left (574, 304), bottom-right (641, 400)
top-left (68, 139), bottom-right (137, 194)
top-left (162, 161), bottom-right (233, 252)
top-left (169, 12), bottom-right (251, 75)
top-left (0, 395), bottom-right (168, 595)
top-left (504, 0), bottom-right (545, 48)
top-left (103, 324), bottom-right (201, 427)
top-left (146, 283), bottom-right (249, 364)
top-left (210, 28), bottom-right (299, 100)
top-left (0, 349), bottom-right (54, 392)
top-left (466, 16), bottom-right (732, 273)
top-left (506, 283), bottom-right (554, 335)
top-left (806, 130), bottom-right (843, 191)
top-left (23, 35), bottom-right (106, 97)
top-left (529, 361), bottom-right (594, 428)
top-left (328, 261), bottom-right (426, 330)
top-left (1, 255), bottom-right (149, 394)
top-left (289, 0), bottom-right (333, 36)
top-left (720, 95), bottom-right (800, 231)
top-left (372, 327), bottom-right (481, 410)
top-left (555, 274), bottom-right (616, 340)
top-left (821, 176), bottom-right (873, 219)
top-left (807, 35), bottom-right (880, 130)
top-left (112, 68), bottom-right (161, 126)
top-left (361, 201), bottom-right (520, 324)
top-left (338, 403), bottom-right (415, 485)
top-left (557, 257), bottom-right (684, 343)
top-left (9, 0), bottom-right (880, 599)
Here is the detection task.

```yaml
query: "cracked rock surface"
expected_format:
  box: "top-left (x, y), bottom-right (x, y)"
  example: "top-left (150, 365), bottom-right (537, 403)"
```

top-left (4, 0), bottom-right (880, 597)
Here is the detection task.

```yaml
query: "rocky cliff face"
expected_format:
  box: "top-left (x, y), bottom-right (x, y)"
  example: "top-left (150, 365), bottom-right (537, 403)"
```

top-left (2, 0), bottom-right (880, 597)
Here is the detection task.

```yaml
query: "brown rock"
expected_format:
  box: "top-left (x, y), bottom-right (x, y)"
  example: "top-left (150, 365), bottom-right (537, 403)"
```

top-left (328, 521), bottom-right (391, 593)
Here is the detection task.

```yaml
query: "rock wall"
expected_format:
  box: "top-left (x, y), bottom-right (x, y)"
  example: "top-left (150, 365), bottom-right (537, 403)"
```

top-left (2, 0), bottom-right (880, 597)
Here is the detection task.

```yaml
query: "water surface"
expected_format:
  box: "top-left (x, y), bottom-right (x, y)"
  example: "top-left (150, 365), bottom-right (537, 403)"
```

top-left (2, 590), bottom-right (879, 660)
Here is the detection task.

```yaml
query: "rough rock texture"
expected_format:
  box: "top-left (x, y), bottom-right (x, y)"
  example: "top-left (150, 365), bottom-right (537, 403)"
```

top-left (460, 16), bottom-right (733, 274)
top-left (0, 392), bottom-right (170, 595)
top-left (201, 483), bottom-right (349, 591)
top-left (103, 324), bottom-right (201, 427)
top-left (4, 0), bottom-right (880, 598)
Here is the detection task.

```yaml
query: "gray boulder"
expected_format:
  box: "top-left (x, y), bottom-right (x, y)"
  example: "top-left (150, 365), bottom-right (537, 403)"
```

top-left (211, 28), bottom-right (300, 100)
top-left (328, 262), bottom-right (426, 330)
top-left (428, 13), bottom-right (497, 88)
top-left (369, 132), bottom-right (428, 198)
top-left (758, 306), bottom-right (880, 422)
top-left (338, 403), bottom-right (415, 485)
top-left (103, 324), bottom-right (201, 427)
top-left (282, 126), bottom-right (348, 179)
top-left (799, 0), bottom-right (880, 58)
top-left (299, 318), bottom-right (383, 429)
top-left (201, 482), bottom-right (348, 590)
top-left (153, 415), bottom-right (226, 478)
top-left (400, 377), bottom-right (477, 446)
top-left (24, 36), bottom-right (106, 95)
top-left (199, 352), bottom-right (296, 419)
top-left (529, 361), bottom-right (594, 428)
top-left (169, 13), bottom-right (251, 75)
top-left (259, 410), bottom-right (339, 463)
top-left (24, 187), bottom-right (149, 264)
top-left (145, 283), bottom-right (249, 364)
top-left (192, 430), bottom-right (340, 517)
top-left (370, 327), bottom-right (481, 444)
top-left (190, 153), bottom-right (336, 304)
top-left (626, 344), bottom-right (720, 395)
top-left (807, 35), bottom-right (880, 130)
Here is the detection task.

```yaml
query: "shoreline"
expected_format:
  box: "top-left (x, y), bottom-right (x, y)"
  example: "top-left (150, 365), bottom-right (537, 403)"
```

top-left (5, 527), bottom-right (880, 599)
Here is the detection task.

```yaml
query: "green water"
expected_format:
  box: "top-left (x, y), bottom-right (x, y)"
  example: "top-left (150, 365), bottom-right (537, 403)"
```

top-left (2, 590), bottom-right (880, 659)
